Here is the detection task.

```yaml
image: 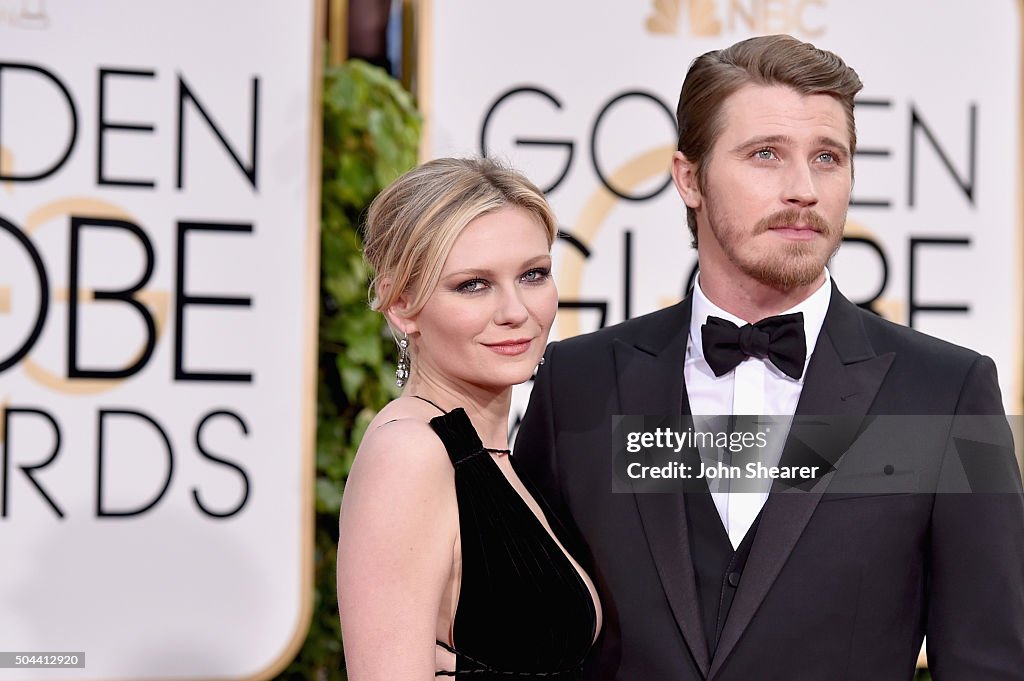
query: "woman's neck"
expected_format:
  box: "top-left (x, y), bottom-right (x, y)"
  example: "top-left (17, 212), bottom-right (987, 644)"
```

top-left (402, 373), bottom-right (513, 450)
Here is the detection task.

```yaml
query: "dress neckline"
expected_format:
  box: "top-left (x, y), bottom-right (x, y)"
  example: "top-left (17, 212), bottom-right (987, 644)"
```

top-left (428, 407), bottom-right (599, 653)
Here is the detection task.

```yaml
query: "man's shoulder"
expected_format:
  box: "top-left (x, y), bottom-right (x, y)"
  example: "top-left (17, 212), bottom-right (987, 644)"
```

top-left (851, 303), bottom-right (982, 367)
top-left (833, 299), bottom-right (1005, 411)
top-left (554, 301), bottom-right (689, 356)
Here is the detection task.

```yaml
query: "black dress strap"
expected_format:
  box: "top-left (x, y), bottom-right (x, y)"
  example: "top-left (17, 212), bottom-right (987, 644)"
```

top-left (413, 395), bottom-right (448, 414)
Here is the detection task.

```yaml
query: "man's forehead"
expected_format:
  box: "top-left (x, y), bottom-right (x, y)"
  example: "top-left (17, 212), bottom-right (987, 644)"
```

top-left (717, 83), bottom-right (850, 145)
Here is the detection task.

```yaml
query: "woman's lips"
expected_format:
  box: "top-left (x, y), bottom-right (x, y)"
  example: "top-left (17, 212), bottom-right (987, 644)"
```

top-left (484, 339), bottom-right (532, 356)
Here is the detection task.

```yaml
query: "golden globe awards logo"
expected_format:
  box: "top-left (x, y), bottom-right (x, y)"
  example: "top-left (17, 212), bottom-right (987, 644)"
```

top-left (1, 3), bottom-right (320, 678)
top-left (646, 0), bottom-right (826, 38)
top-left (478, 2), bottom-right (985, 344)
top-left (0, 51), bottom-right (263, 521)
top-left (428, 0), bottom-right (1022, 425)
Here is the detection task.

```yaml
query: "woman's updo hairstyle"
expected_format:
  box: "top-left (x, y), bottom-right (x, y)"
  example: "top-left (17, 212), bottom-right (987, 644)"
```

top-left (362, 157), bottom-right (557, 319)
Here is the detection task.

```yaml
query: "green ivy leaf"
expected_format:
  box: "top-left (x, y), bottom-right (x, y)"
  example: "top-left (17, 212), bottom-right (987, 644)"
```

top-left (338, 361), bottom-right (366, 402)
top-left (283, 55), bottom-right (420, 681)
top-left (315, 477), bottom-right (344, 514)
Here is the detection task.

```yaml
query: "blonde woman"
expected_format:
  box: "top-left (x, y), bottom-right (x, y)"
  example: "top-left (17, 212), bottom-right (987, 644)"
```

top-left (338, 158), bottom-right (601, 680)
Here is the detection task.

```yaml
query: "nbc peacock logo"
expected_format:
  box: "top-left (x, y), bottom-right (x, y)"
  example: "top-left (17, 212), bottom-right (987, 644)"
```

top-left (1, 0), bottom-right (50, 29)
top-left (646, 0), bottom-right (826, 39)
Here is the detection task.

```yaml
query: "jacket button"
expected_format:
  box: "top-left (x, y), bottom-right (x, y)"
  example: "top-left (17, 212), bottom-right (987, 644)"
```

top-left (727, 571), bottom-right (741, 588)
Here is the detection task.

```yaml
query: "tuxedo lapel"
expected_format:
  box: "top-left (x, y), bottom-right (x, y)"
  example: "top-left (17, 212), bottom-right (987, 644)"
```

top-left (708, 288), bottom-right (895, 678)
top-left (613, 298), bottom-right (712, 677)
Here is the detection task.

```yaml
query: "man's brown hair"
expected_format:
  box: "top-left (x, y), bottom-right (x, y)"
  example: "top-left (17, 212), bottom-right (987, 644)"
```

top-left (676, 34), bottom-right (863, 244)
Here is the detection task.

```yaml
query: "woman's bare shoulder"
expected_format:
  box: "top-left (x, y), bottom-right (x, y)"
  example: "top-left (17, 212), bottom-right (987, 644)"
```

top-left (344, 401), bottom-right (455, 506)
top-left (359, 399), bottom-right (450, 463)
top-left (337, 406), bottom-right (459, 681)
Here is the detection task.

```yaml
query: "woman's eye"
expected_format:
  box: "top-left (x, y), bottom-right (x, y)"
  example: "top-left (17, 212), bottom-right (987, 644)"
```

top-left (456, 279), bottom-right (487, 293)
top-left (521, 267), bottom-right (551, 284)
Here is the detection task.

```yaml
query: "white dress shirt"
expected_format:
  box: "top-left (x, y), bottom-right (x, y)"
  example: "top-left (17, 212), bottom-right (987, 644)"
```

top-left (685, 270), bottom-right (832, 548)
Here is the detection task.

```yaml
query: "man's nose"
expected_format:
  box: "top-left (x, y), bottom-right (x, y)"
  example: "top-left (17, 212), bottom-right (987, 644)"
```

top-left (783, 163), bottom-right (818, 207)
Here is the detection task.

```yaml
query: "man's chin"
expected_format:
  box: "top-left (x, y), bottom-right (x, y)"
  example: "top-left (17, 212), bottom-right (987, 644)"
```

top-left (744, 257), bottom-right (827, 292)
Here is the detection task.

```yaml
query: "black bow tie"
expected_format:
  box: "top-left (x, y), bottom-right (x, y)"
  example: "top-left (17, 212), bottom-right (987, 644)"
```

top-left (701, 312), bottom-right (806, 379)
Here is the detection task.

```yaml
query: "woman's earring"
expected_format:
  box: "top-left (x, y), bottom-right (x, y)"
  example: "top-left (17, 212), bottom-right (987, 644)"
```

top-left (395, 333), bottom-right (410, 387)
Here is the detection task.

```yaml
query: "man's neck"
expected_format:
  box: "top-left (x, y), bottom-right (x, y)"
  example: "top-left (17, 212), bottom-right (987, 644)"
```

top-left (698, 269), bottom-right (827, 323)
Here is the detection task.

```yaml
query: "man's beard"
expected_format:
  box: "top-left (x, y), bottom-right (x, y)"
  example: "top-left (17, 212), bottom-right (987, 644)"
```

top-left (708, 205), bottom-right (844, 291)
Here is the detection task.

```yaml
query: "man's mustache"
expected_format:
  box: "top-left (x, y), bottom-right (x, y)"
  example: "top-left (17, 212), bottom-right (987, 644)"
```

top-left (755, 209), bottom-right (834, 235)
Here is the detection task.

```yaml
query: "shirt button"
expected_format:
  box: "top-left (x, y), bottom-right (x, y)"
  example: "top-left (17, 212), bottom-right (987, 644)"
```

top-left (727, 571), bottom-right (741, 588)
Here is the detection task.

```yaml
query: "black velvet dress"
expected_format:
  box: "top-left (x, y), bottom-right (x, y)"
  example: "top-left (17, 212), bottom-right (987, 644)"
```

top-left (427, 406), bottom-right (597, 679)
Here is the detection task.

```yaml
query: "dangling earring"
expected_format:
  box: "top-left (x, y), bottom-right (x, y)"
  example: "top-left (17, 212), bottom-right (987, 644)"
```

top-left (395, 332), bottom-right (410, 387)
top-left (538, 357), bottom-right (545, 366)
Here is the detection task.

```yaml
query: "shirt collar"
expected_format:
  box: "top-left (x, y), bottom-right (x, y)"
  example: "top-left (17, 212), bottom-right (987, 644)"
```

top-left (688, 269), bottom-right (832, 373)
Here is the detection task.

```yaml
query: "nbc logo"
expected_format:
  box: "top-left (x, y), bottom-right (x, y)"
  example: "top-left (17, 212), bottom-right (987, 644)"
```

top-left (646, 0), bottom-right (825, 38)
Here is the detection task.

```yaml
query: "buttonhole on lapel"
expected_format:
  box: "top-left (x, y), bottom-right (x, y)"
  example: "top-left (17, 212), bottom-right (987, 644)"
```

top-left (840, 392), bottom-right (859, 402)
top-left (883, 465), bottom-right (895, 475)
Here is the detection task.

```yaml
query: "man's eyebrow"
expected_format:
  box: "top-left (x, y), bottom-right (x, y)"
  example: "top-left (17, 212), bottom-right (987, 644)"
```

top-left (815, 136), bottom-right (851, 155)
top-left (731, 135), bottom-right (793, 154)
top-left (730, 135), bottom-right (850, 156)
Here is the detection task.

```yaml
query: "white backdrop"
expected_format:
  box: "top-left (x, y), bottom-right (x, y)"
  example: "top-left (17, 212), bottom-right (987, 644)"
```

top-left (418, 0), bottom-right (1024, 424)
top-left (0, 1), bottom-right (321, 679)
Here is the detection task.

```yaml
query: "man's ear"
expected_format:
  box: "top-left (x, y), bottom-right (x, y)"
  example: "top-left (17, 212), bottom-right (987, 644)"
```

top-left (672, 151), bottom-right (702, 210)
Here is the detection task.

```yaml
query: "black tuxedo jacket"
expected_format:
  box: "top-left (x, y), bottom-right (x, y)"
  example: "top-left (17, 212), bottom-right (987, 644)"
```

top-left (515, 285), bottom-right (1024, 680)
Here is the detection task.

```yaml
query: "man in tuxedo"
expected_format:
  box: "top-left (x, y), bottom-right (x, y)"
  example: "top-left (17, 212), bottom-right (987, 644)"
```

top-left (515, 35), bottom-right (1024, 680)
